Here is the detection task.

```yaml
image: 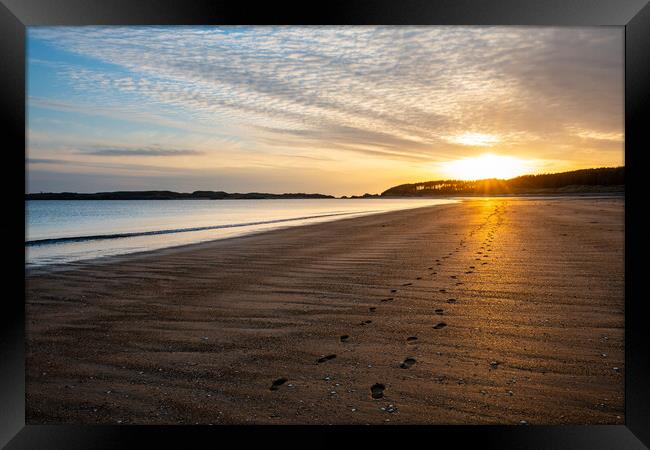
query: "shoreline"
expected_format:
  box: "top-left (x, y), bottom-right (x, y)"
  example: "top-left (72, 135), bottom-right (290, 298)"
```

top-left (25, 197), bottom-right (624, 424)
top-left (26, 194), bottom-right (624, 275)
top-left (26, 201), bottom-right (460, 275)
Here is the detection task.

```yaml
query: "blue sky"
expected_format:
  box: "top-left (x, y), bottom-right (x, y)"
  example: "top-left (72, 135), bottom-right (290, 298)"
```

top-left (26, 26), bottom-right (624, 195)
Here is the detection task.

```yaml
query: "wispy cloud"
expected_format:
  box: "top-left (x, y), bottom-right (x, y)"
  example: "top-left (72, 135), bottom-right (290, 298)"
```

top-left (26, 158), bottom-right (65, 165)
top-left (80, 147), bottom-right (204, 157)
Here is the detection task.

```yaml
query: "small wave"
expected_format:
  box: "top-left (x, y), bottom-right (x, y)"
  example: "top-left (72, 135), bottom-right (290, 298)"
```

top-left (25, 210), bottom-right (377, 247)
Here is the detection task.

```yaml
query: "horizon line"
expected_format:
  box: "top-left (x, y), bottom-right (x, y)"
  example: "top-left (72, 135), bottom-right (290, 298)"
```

top-left (25, 165), bottom-right (625, 197)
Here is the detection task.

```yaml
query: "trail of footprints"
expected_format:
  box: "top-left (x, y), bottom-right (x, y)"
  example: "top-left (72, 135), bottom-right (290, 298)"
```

top-left (269, 204), bottom-right (508, 413)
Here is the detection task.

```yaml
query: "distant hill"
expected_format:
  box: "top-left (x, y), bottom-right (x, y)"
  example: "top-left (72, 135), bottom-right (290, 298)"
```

top-left (381, 167), bottom-right (624, 197)
top-left (25, 191), bottom-right (335, 200)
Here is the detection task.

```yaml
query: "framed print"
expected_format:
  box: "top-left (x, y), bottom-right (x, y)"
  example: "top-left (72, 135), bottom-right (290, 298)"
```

top-left (1, 0), bottom-right (649, 448)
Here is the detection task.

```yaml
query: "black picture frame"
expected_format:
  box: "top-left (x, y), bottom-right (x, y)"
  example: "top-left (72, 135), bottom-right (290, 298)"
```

top-left (2, 0), bottom-right (649, 448)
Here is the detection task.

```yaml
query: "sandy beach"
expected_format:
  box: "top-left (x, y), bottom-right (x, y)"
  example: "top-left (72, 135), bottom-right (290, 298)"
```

top-left (25, 197), bottom-right (624, 425)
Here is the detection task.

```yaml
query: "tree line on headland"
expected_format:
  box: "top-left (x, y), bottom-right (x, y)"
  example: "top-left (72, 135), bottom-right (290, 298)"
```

top-left (380, 167), bottom-right (624, 197)
top-left (26, 167), bottom-right (623, 200)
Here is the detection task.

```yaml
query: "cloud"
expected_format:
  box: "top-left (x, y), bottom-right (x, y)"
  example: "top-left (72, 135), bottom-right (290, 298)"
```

top-left (26, 157), bottom-right (183, 172)
top-left (80, 147), bottom-right (204, 156)
top-left (26, 158), bottom-right (65, 164)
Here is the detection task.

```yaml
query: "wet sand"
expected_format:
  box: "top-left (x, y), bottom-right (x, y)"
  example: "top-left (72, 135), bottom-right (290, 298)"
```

top-left (25, 197), bottom-right (625, 424)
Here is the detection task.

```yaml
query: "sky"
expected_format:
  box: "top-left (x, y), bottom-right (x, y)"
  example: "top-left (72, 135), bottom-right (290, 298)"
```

top-left (27, 26), bottom-right (624, 196)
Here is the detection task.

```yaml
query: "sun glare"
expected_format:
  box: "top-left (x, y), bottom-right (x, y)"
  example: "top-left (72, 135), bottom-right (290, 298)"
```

top-left (442, 154), bottom-right (531, 181)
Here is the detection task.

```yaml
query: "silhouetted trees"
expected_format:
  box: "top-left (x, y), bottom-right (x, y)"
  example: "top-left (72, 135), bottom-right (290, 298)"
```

top-left (381, 167), bottom-right (624, 197)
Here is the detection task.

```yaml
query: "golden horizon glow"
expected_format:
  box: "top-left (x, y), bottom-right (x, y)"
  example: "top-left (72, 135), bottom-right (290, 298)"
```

top-left (441, 154), bottom-right (533, 181)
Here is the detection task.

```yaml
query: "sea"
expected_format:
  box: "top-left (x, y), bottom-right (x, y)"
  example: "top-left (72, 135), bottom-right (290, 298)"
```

top-left (26, 198), bottom-right (457, 267)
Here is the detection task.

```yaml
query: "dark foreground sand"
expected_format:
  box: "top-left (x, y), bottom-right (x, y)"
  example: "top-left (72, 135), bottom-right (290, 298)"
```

top-left (25, 197), bottom-right (624, 424)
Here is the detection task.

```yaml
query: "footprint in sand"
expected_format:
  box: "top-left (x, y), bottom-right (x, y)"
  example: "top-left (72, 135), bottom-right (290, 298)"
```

top-left (434, 309), bottom-right (444, 315)
top-left (406, 336), bottom-right (418, 344)
top-left (371, 383), bottom-right (386, 399)
top-left (433, 322), bottom-right (447, 329)
top-left (270, 378), bottom-right (288, 391)
top-left (340, 335), bottom-right (350, 343)
top-left (317, 354), bottom-right (337, 363)
top-left (400, 357), bottom-right (417, 369)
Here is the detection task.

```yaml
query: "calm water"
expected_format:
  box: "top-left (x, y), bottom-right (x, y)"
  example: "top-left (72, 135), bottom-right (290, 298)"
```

top-left (26, 198), bottom-right (457, 267)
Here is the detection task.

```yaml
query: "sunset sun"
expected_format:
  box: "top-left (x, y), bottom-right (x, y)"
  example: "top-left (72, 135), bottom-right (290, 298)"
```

top-left (442, 154), bottom-right (531, 180)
